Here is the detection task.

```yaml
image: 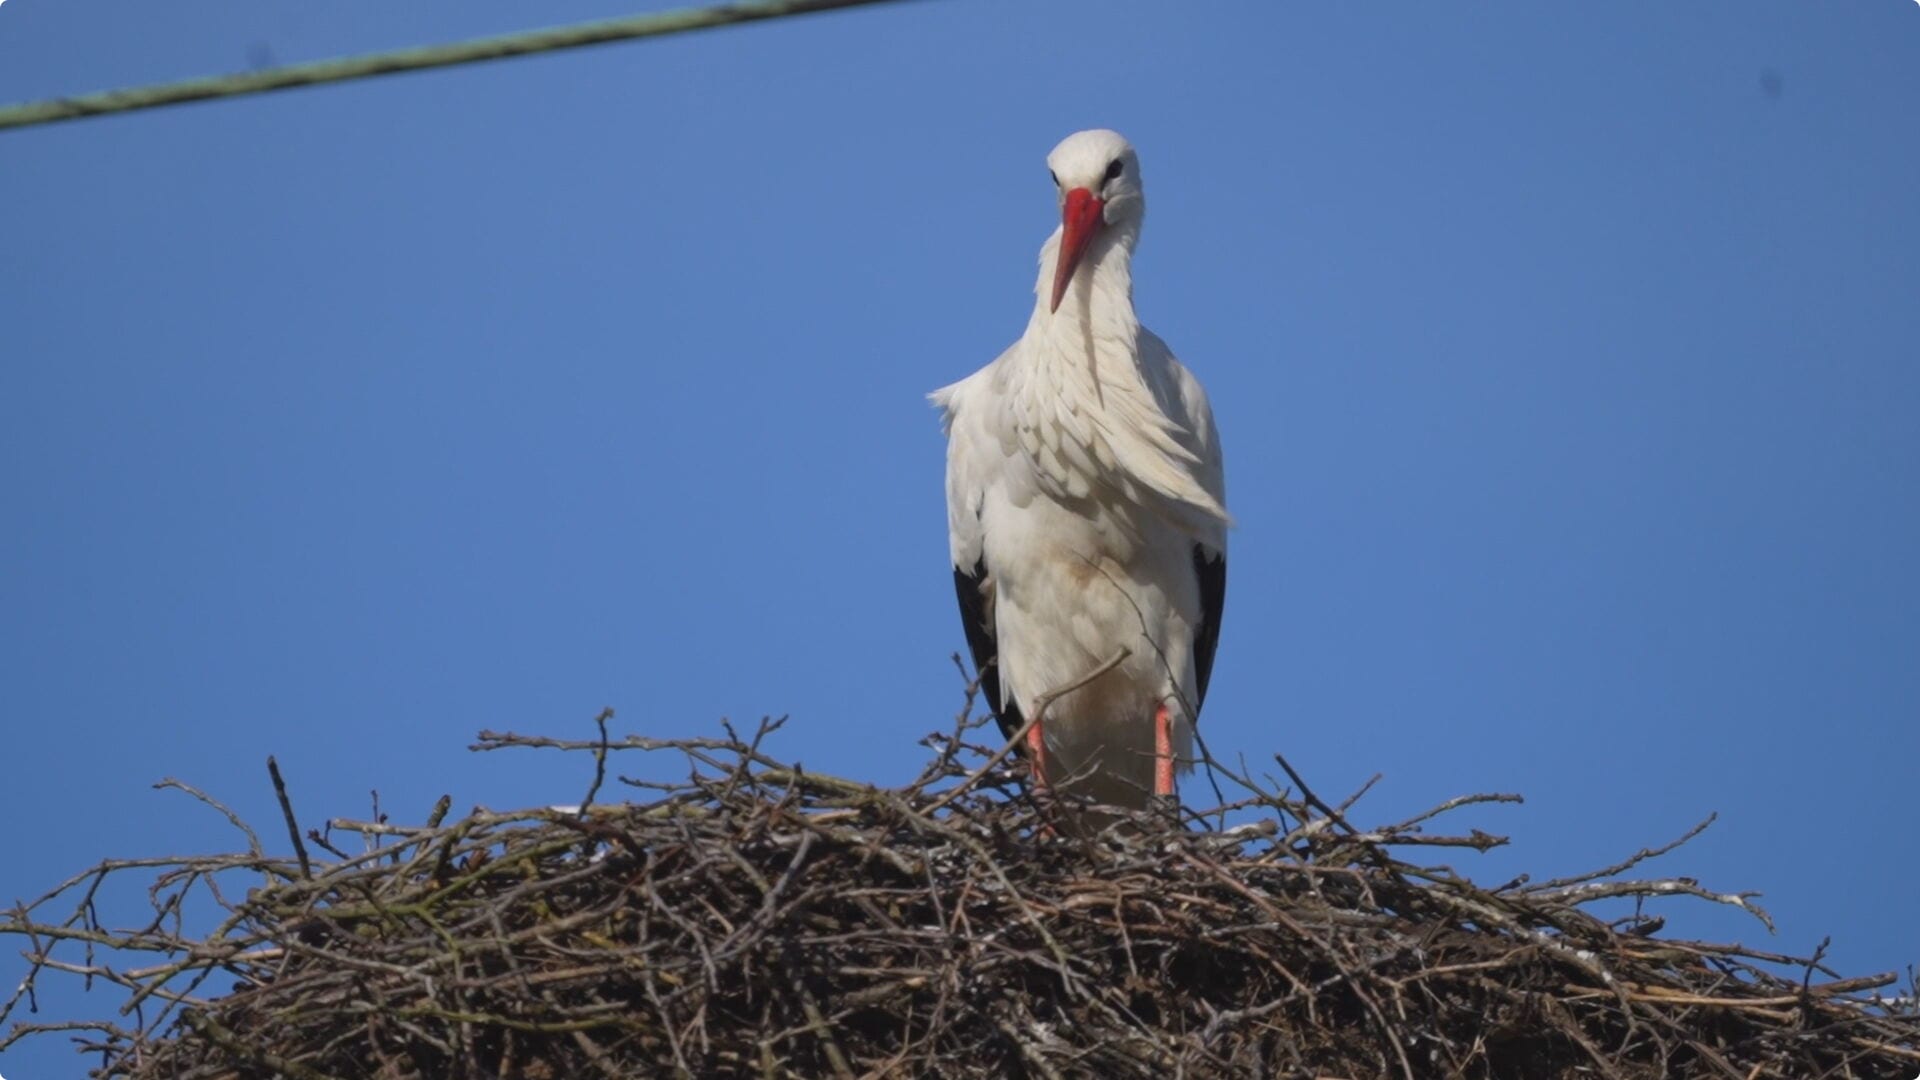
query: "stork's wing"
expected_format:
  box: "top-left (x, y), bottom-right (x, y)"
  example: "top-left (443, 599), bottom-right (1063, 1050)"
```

top-left (953, 559), bottom-right (1022, 743)
top-left (1192, 546), bottom-right (1226, 710)
top-left (932, 365), bottom-right (1024, 744)
top-left (1150, 331), bottom-right (1229, 718)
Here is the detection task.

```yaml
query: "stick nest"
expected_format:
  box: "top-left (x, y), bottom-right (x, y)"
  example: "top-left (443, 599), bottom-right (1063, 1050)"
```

top-left (4, 710), bottom-right (1915, 1079)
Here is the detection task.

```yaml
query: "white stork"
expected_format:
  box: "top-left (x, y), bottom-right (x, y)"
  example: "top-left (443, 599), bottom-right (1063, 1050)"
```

top-left (933, 129), bottom-right (1229, 811)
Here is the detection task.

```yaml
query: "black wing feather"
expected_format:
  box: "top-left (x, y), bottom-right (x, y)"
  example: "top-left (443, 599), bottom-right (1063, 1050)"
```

top-left (1192, 546), bottom-right (1227, 712)
top-left (953, 559), bottom-right (1024, 744)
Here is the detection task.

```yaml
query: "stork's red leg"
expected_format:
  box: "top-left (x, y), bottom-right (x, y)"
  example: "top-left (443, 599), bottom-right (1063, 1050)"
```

top-left (1154, 703), bottom-right (1176, 799)
top-left (1026, 719), bottom-right (1049, 791)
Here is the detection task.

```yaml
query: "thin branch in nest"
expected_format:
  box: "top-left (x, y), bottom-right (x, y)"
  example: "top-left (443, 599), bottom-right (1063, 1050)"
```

top-left (266, 756), bottom-right (312, 881)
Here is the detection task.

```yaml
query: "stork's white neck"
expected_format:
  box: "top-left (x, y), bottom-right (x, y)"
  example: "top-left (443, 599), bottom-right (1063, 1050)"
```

top-left (1028, 219), bottom-right (1142, 345)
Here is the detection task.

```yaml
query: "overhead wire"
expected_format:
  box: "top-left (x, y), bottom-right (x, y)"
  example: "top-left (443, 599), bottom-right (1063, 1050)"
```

top-left (0, 0), bottom-right (922, 133)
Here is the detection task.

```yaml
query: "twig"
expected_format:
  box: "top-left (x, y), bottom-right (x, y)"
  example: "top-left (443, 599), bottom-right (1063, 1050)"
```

top-left (153, 778), bottom-right (265, 858)
top-left (579, 707), bottom-right (614, 814)
top-left (266, 756), bottom-right (312, 881)
top-left (923, 647), bottom-right (1131, 815)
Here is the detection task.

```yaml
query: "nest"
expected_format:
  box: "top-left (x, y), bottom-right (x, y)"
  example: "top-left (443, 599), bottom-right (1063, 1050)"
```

top-left (4, 706), bottom-right (1916, 1079)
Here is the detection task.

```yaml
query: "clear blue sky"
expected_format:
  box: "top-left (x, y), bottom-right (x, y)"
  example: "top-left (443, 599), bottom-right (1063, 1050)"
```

top-left (3, 2), bottom-right (1917, 1072)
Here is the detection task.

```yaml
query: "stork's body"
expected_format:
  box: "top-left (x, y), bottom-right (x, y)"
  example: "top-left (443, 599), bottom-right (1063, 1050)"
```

top-left (933, 130), bottom-right (1228, 810)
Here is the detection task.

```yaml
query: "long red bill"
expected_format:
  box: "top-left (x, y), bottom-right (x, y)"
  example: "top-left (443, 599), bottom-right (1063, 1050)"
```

top-left (1050, 187), bottom-right (1105, 312)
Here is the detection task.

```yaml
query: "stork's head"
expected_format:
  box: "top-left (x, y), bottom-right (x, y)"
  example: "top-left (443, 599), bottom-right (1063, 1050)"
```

top-left (1045, 129), bottom-right (1143, 313)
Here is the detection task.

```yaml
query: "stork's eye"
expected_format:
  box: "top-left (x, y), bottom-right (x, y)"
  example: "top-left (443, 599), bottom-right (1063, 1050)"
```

top-left (1104, 159), bottom-right (1124, 183)
top-left (1049, 169), bottom-right (1061, 188)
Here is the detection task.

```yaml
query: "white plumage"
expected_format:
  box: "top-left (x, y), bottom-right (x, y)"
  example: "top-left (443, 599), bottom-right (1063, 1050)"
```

top-left (933, 130), bottom-right (1229, 811)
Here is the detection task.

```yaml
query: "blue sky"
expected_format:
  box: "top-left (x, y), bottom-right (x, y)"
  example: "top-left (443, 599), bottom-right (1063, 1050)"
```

top-left (3, 1), bottom-right (1917, 1071)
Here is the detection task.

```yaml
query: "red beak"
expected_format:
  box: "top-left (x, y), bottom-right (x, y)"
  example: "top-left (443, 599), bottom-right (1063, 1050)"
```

top-left (1050, 187), bottom-right (1105, 312)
